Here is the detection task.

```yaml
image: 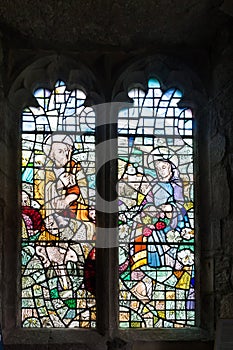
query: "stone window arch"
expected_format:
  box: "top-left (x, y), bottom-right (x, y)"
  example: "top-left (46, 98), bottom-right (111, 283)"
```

top-left (110, 56), bottom-right (213, 342)
top-left (2, 54), bottom-right (213, 349)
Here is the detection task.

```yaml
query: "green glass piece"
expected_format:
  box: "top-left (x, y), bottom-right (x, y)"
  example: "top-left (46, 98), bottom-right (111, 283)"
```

top-left (64, 299), bottom-right (77, 309)
top-left (50, 288), bottom-right (59, 299)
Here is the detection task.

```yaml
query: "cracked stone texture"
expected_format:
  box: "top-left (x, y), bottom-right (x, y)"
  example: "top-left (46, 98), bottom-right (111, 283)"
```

top-left (220, 293), bottom-right (233, 318)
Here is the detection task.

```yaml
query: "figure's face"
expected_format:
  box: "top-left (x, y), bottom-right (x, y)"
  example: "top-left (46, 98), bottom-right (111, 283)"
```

top-left (89, 208), bottom-right (96, 222)
top-left (44, 215), bottom-right (59, 236)
top-left (51, 143), bottom-right (71, 167)
top-left (155, 161), bottom-right (172, 181)
top-left (22, 191), bottom-right (30, 206)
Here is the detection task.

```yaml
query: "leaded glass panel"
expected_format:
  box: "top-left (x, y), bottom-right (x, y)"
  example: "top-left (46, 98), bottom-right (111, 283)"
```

top-left (118, 78), bottom-right (195, 328)
top-left (21, 81), bottom-right (96, 328)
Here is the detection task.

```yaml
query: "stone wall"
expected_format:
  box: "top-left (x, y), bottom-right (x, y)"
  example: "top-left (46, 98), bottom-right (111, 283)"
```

top-left (211, 29), bottom-right (233, 321)
top-left (0, 1), bottom-right (232, 349)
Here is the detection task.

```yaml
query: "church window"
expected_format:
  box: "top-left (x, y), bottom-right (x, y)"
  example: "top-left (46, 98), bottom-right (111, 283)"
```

top-left (118, 78), bottom-right (195, 328)
top-left (21, 81), bottom-right (96, 328)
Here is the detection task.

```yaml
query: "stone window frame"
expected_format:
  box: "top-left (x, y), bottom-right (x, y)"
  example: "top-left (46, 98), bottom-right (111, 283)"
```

top-left (1, 54), bottom-right (214, 349)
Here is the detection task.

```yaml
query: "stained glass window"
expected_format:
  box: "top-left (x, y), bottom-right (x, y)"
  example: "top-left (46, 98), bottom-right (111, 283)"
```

top-left (21, 81), bottom-right (96, 328)
top-left (21, 77), bottom-right (196, 330)
top-left (118, 78), bottom-right (195, 328)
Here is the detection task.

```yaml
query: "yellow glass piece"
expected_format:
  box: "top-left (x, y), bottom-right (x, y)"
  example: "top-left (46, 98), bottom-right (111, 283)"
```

top-left (166, 291), bottom-right (175, 299)
top-left (22, 219), bottom-right (28, 239)
top-left (38, 231), bottom-right (59, 241)
top-left (131, 250), bottom-right (147, 270)
top-left (157, 311), bottom-right (165, 319)
top-left (176, 271), bottom-right (191, 289)
top-left (143, 307), bottom-right (149, 313)
top-left (184, 201), bottom-right (194, 210)
top-left (131, 322), bottom-right (141, 327)
top-left (22, 150), bottom-right (31, 167)
top-left (137, 193), bottom-right (145, 205)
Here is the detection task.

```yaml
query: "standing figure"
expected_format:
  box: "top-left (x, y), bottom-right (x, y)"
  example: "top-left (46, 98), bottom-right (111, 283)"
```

top-left (35, 133), bottom-right (91, 235)
top-left (143, 157), bottom-right (187, 268)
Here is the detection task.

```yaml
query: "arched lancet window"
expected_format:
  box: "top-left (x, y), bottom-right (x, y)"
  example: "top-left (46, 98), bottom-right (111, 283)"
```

top-left (118, 78), bottom-right (195, 328)
top-left (21, 80), bottom-right (97, 328)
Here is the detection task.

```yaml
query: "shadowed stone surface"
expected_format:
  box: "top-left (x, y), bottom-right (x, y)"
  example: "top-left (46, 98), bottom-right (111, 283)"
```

top-left (0, 0), bottom-right (229, 49)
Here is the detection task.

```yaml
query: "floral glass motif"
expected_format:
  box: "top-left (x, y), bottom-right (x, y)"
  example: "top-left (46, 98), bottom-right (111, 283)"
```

top-left (21, 81), bottom-right (96, 328)
top-left (118, 78), bottom-right (195, 328)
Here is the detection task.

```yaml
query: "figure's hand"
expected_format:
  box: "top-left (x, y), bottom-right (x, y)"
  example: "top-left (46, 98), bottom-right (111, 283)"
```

top-left (53, 197), bottom-right (68, 210)
top-left (160, 204), bottom-right (173, 218)
top-left (89, 208), bottom-right (96, 222)
top-left (59, 172), bottom-right (76, 187)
